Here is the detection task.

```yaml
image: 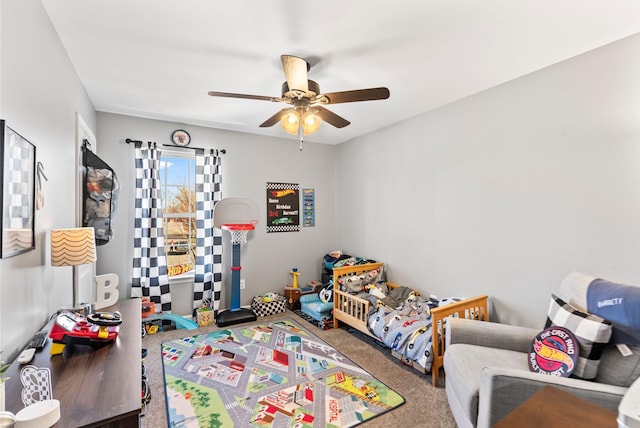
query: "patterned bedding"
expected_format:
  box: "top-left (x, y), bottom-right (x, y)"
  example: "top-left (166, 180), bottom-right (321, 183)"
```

top-left (363, 286), bottom-right (438, 371)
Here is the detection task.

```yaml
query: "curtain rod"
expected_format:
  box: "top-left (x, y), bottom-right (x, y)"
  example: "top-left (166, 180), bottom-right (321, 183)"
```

top-left (125, 138), bottom-right (226, 154)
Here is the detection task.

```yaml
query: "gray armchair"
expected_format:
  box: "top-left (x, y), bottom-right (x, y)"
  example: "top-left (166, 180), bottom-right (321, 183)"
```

top-left (444, 317), bottom-right (640, 427)
top-left (444, 272), bottom-right (640, 427)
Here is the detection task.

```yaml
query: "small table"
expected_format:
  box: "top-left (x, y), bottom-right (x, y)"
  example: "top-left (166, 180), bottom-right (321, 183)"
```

top-left (494, 385), bottom-right (617, 428)
top-left (4, 299), bottom-right (141, 427)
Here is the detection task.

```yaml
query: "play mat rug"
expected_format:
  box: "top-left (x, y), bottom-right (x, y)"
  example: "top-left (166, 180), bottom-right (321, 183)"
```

top-left (161, 319), bottom-right (405, 427)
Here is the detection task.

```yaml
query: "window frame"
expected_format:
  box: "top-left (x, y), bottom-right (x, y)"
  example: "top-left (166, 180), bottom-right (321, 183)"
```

top-left (159, 148), bottom-right (197, 282)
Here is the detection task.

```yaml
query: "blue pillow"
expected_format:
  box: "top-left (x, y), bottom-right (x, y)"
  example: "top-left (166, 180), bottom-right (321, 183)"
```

top-left (587, 278), bottom-right (640, 345)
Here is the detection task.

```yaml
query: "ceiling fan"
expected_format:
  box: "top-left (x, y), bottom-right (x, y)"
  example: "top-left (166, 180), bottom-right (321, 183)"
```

top-left (208, 55), bottom-right (390, 147)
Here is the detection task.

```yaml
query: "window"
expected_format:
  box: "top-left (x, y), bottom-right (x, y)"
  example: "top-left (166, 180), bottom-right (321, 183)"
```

top-left (159, 150), bottom-right (196, 278)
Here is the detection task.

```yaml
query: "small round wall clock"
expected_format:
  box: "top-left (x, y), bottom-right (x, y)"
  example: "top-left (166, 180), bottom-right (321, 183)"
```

top-left (171, 129), bottom-right (191, 147)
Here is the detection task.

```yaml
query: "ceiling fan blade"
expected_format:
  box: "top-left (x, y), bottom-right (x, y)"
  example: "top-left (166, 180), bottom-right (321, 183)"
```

top-left (259, 108), bottom-right (291, 128)
top-left (319, 87), bottom-right (390, 104)
top-left (281, 55), bottom-right (309, 93)
top-left (313, 106), bottom-right (350, 128)
top-left (208, 91), bottom-right (274, 102)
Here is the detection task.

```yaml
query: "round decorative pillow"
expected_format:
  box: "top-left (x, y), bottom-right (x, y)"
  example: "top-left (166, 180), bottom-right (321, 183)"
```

top-left (529, 326), bottom-right (579, 377)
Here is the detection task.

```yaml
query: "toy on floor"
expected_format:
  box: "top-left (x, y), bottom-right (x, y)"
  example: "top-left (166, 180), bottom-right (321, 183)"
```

top-left (141, 297), bottom-right (155, 318)
top-left (141, 298), bottom-right (198, 332)
top-left (262, 292), bottom-right (277, 303)
top-left (142, 314), bottom-right (199, 334)
top-left (290, 268), bottom-right (300, 288)
top-left (213, 198), bottom-right (259, 327)
top-left (251, 293), bottom-right (287, 317)
top-left (147, 313), bottom-right (198, 330)
top-left (285, 281), bottom-right (322, 310)
top-left (299, 282), bottom-right (334, 328)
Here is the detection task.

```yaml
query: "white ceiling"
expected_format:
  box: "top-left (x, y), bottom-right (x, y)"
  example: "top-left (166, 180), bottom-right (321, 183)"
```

top-left (42, 0), bottom-right (640, 145)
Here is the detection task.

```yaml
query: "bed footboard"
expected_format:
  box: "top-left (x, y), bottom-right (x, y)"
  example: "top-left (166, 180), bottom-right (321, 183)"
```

top-left (333, 289), bottom-right (376, 338)
top-left (429, 295), bottom-right (489, 387)
top-left (333, 280), bottom-right (408, 338)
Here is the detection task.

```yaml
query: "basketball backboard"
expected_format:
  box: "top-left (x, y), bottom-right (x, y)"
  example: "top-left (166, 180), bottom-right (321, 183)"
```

top-left (213, 198), bottom-right (259, 228)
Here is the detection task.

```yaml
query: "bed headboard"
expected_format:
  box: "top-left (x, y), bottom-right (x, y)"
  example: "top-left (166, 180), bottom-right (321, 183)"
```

top-left (331, 262), bottom-right (385, 287)
top-left (333, 263), bottom-right (384, 290)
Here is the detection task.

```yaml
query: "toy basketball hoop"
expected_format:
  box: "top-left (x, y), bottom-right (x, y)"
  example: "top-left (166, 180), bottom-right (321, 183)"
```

top-left (213, 198), bottom-right (259, 327)
top-left (214, 198), bottom-right (259, 234)
top-left (221, 223), bottom-right (257, 245)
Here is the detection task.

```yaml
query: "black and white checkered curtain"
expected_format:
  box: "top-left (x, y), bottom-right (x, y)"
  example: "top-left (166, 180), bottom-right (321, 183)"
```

top-left (131, 142), bottom-right (172, 312)
top-left (194, 149), bottom-right (223, 315)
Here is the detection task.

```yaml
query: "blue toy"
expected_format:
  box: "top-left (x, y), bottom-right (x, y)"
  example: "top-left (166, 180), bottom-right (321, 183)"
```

top-left (145, 313), bottom-right (198, 330)
top-left (300, 282), bottom-right (334, 324)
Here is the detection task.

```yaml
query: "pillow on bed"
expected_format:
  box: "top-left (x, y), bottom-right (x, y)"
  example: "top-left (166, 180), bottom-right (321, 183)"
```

top-left (366, 283), bottom-right (387, 299)
top-left (339, 268), bottom-right (384, 293)
top-left (340, 275), bottom-right (365, 293)
top-left (545, 294), bottom-right (612, 380)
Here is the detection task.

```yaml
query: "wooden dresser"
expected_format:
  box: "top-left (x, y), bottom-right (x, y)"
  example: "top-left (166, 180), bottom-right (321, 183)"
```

top-left (4, 299), bottom-right (141, 427)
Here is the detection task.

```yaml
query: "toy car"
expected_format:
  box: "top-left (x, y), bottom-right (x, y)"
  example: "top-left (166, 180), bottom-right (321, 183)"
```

top-left (272, 217), bottom-right (293, 225)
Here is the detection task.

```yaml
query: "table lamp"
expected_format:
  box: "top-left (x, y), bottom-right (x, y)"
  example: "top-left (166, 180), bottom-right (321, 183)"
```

top-left (50, 227), bottom-right (96, 312)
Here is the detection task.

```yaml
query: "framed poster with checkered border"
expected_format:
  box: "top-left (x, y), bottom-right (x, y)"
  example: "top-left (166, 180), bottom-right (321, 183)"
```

top-left (266, 182), bottom-right (300, 233)
top-left (1, 120), bottom-right (36, 258)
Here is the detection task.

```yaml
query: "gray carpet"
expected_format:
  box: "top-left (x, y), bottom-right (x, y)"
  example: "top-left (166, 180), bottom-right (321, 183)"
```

top-left (140, 309), bottom-right (456, 427)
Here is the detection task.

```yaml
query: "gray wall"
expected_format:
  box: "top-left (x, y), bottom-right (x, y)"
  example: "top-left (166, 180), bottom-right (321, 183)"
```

top-left (2, 0), bottom-right (639, 359)
top-left (0, 0), bottom-right (96, 357)
top-left (336, 33), bottom-right (640, 328)
top-left (95, 112), bottom-right (337, 315)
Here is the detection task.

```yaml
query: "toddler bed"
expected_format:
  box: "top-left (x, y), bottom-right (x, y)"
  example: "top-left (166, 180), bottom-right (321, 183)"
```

top-left (331, 262), bottom-right (489, 386)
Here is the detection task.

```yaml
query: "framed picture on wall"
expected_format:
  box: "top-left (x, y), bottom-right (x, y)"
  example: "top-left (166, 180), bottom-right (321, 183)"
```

top-left (1, 120), bottom-right (36, 258)
top-left (266, 182), bottom-right (300, 233)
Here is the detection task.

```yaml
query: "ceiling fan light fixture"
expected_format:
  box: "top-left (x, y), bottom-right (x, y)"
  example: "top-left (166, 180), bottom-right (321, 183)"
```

top-left (280, 109), bottom-right (321, 136)
top-left (302, 111), bottom-right (321, 135)
top-left (281, 111), bottom-right (299, 135)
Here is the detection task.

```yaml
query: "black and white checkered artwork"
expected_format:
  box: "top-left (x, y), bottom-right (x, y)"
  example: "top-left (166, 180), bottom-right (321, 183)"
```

top-left (131, 142), bottom-right (172, 312)
top-left (194, 149), bottom-right (223, 315)
top-left (20, 365), bottom-right (52, 406)
top-left (5, 128), bottom-right (34, 229)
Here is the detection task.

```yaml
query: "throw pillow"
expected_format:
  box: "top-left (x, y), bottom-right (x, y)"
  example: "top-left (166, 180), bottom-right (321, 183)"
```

top-left (586, 277), bottom-right (640, 345)
top-left (545, 294), bottom-right (613, 380)
top-left (318, 282), bottom-right (334, 303)
top-left (529, 326), bottom-right (579, 377)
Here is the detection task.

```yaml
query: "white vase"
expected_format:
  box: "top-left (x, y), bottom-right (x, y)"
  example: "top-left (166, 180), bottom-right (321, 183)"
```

top-left (0, 381), bottom-right (4, 412)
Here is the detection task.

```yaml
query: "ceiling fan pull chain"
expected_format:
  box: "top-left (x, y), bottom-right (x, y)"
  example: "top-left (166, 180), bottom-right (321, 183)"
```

top-left (298, 122), bottom-right (304, 151)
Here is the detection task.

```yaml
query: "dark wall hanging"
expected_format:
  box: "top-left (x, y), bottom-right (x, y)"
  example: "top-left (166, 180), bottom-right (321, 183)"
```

top-left (82, 140), bottom-right (119, 245)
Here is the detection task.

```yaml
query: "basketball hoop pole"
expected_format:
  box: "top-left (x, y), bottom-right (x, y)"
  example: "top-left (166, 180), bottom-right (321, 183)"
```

top-left (229, 240), bottom-right (242, 310)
